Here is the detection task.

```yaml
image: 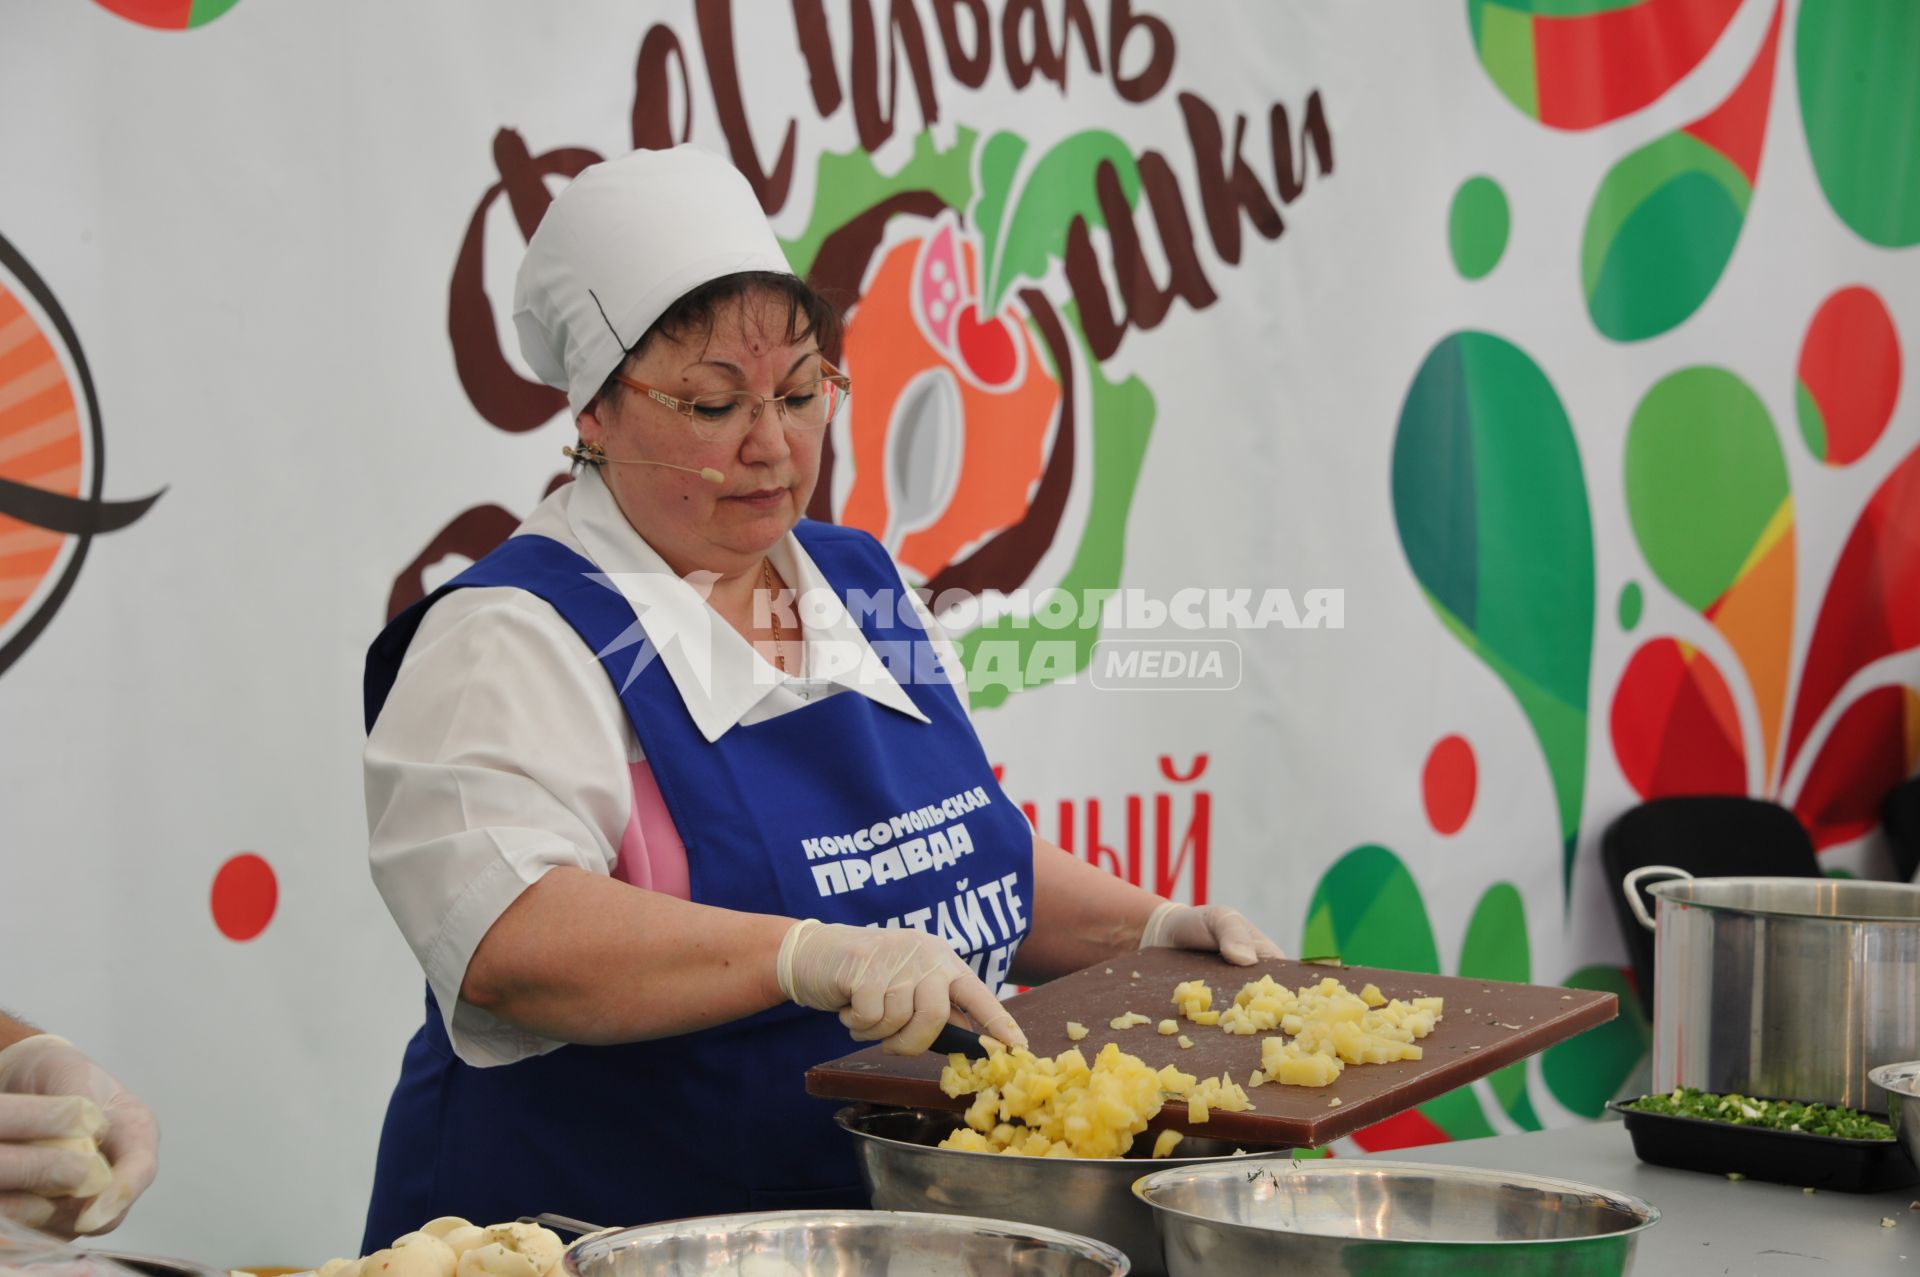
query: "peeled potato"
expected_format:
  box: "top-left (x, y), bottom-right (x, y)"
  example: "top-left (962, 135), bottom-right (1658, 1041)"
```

top-left (419, 1218), bottom-right (472, 1240)
top-left (366, 1247), bottom-right (457, 1277)
top-left (482, 1222), bottom-right (564, 1275)
top-left (440, 1227), bottom-right (491, 1262)
top-left (314, 1260), bottom-right (354, 1277)
top-left (457, 1243), bottom-right (539, 1277)
top-left (389, 1233), bottom-right (456, 1277)
top-left (33, 1135), bottom-right (113, 1198)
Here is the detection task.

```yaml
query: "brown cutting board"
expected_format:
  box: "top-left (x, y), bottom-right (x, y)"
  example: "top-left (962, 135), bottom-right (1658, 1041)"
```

top-left (806, 947), bottom-right (1617, 1147)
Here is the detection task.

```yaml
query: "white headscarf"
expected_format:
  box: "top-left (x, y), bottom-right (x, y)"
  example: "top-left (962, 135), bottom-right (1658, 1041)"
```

top-left (512, 145), bottom-right (796, 418)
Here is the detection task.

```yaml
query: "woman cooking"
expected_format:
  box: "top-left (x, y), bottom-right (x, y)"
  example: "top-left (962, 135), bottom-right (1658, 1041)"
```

top-left (359, 145), bottom-right (1283, 1246)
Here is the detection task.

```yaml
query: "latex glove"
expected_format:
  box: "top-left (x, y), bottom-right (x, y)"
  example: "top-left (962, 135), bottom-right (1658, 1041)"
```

top-left (1139, 902), bottom-right (1286, 965)
top-left (0, 1036), bottom-right (158, 1237)
top-left (777, 919), bottom-right (1027, 1056)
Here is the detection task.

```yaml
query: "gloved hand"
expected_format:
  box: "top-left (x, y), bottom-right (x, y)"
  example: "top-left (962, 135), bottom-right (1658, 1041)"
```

top-left (1139, 902), bottom-right (1286, 965)
top-left (777, 920), bottom-right (1028, 1056)
top-left (0, 1036), bottom-right (158, 1237)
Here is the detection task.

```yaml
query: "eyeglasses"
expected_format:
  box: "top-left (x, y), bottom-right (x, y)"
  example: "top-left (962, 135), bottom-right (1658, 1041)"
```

top-left (613, 360), bottom-right (852, 442)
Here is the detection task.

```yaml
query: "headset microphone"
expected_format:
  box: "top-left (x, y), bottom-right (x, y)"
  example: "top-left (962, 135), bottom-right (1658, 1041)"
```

top-left (564, 444), bottom-right (724, 485)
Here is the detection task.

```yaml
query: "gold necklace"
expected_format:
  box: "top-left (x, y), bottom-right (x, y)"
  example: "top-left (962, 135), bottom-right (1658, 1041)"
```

top-left (761, 558), bottom-right (786, 674)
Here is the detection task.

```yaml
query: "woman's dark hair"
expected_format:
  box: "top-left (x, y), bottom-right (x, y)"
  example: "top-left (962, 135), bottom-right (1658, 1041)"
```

top-left (592, 271), bottom-right (843, 415)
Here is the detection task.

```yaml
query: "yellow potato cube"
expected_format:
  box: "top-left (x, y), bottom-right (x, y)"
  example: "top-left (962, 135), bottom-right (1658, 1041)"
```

top-left (1158, 1019), bottom-right (1179, 1035)
top-left (1066, 1021), bottom-right (1089, 1041)
top-left (1360, 983), bottom-right (1386, 1008)
top-left (1273, 1053), bottom-right (1343, 1087)
top-left (1151, 1129), bottom-right (1185, 1158)
top-left (1171, 980), bottom-right (1214, 1018)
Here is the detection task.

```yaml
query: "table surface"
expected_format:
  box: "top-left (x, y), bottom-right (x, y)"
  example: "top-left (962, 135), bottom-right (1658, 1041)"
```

top-left (1376, 1120), bottom-right (1916, 1275)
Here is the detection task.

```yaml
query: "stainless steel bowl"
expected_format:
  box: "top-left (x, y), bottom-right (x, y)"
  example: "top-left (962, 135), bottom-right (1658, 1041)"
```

top-left (1133, 1159), bottom-right (1660, 1276)
top-left (837, 1104), bottom-right (1281, 1277)
top-left (561, 1207), bottom-right (1128, 1275)
top-left (1870, 1060), bottom-right (1920, 1171)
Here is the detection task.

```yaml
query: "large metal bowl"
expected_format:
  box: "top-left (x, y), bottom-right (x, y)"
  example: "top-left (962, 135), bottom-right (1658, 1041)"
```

top-left (561, 1207), bottom-right (1128, 1275)
top-left (837, 1104), bottom-right (1282, 1277)
top-left (1133, 1158), bottom-right (1660, 1276)
top-left (1870, 1060), bottom-right (1920, 1171)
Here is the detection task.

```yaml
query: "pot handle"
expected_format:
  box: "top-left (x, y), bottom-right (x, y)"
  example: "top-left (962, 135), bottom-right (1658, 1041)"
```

top-left (1622, 864), bottom-right (1691, 931)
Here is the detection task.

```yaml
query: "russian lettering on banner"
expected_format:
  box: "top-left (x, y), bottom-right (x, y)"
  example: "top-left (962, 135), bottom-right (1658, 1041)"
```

top-left (1005, 754), bottom-right (1210, 904)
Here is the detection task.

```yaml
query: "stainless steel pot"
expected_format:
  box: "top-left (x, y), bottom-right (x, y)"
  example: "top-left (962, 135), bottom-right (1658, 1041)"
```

top-left (1624, 867), bottom-right (1920, 1110)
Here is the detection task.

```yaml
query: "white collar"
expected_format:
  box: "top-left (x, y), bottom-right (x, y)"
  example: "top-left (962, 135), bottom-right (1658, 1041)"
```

top-left (563, 468), bottom-right (929, 743)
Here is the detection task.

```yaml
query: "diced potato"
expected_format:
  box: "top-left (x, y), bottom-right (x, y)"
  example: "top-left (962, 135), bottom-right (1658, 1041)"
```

top-left (1151, 1129), bottom-right (1185, 1158)
top-left (1177, 1035), bottom-right (1194, 1049)
top-left (1360, 983), bottom-right (1386, 1008)
top-left (937, 1039), bottom-right (1191, 1158)
top-left (1158, 1019), bottom-right (1179, 1035)
top-left (1066, 1021), bottom-right (1089, 1041)
top-left (1171, 980), bottom-right (1214, 1019)
top-left (1272, 1053), bottom-right (1343, 1087)
top-left (1109, 1011), bottom-right (1153, 1030)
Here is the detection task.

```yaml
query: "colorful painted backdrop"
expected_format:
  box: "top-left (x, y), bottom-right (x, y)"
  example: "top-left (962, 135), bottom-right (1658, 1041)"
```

top-left (0, 0), bottom-right (1914, 1263)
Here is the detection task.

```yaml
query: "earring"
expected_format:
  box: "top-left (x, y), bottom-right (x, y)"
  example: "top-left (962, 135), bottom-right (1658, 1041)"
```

top-left (563, 440), bottom-right (608, 467)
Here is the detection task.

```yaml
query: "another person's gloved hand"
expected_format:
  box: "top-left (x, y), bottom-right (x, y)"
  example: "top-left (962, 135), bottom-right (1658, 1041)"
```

top-left (0, 1036), bottom-right (158, 1237)
top-left (777, 920), bottom-right (1027, 1056)
top-left (1139, 902), bottom-right (1286, 965)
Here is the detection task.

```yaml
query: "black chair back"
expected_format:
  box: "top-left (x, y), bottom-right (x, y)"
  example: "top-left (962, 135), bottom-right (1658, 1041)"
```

top-left (1600, 796), bottom-right (1819, 1018)
top-left (1885, 776), bottom-right (1920, 882)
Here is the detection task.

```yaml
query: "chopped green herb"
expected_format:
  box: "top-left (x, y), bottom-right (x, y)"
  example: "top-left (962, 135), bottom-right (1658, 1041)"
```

top-left (1627, 1087), bottom-right (1894, 1141)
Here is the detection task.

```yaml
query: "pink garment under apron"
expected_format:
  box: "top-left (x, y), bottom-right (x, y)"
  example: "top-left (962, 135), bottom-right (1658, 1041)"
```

top-left (611, 761), bottom-right (691, 899)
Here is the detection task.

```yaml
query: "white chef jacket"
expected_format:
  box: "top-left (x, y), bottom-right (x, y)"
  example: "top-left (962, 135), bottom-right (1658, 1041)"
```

top-left (365, 466), bottom-right (967, 1066)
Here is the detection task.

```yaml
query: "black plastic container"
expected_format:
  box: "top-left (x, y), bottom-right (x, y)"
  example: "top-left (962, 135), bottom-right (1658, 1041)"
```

top-left (1609, 1097), bottom-right (1920, 1193)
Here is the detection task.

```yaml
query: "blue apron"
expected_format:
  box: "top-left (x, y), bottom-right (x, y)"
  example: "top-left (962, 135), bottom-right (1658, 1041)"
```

top-left (358, 521), bottom-right (1032, 1248)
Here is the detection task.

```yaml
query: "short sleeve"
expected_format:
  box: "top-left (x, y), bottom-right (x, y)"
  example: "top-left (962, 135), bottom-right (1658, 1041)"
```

top-left (365, 585), bottom-right (633, 1065)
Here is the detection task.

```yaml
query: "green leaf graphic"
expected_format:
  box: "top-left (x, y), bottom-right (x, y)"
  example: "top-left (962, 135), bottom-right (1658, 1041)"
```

top-left (1798, 0), bottom-right (1920, 247)
top-left (982, 132), bottom-right (1141, 312)
top-left (1301, 846), bottom-right (1441, 974)
top-left (1392, 332), bottom-right (1595, 895)
top-left (779, 130), bottom-right (979, 277)
top-left (1624, 366), bottom-right (1789, 614)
